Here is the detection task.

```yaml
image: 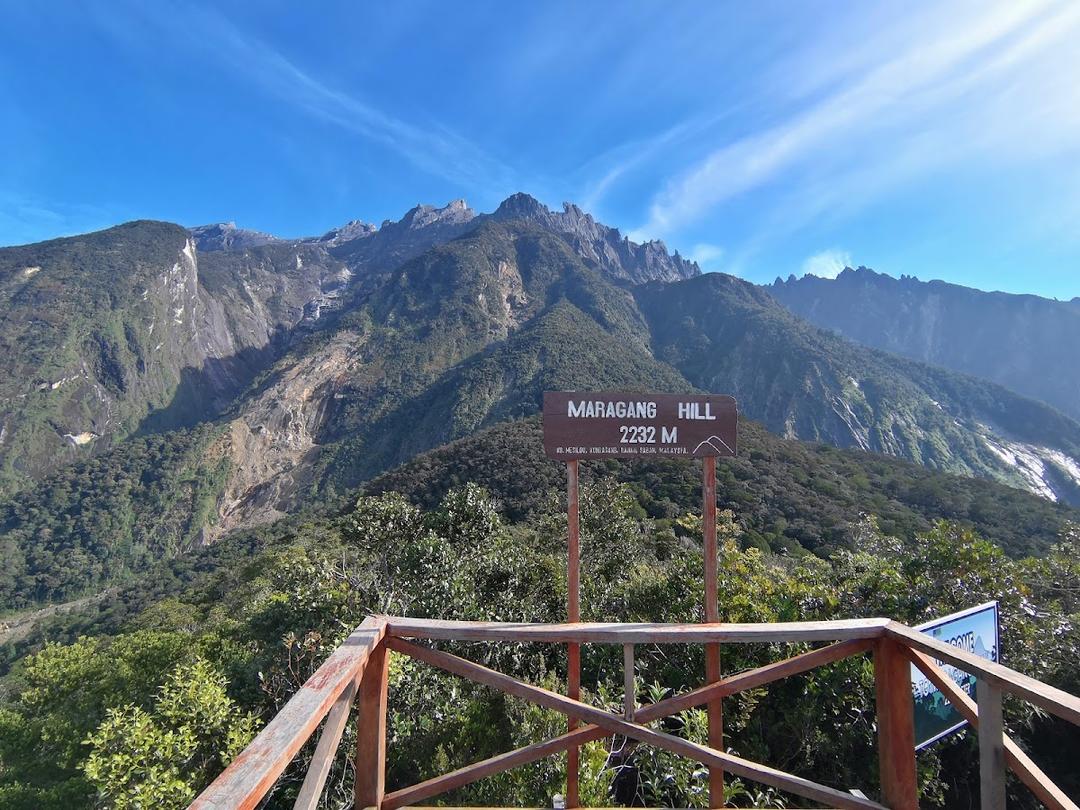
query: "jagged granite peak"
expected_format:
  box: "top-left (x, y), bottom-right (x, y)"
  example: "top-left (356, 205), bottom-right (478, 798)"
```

top-left (489, 192), bottom-right (700, 284)
top-left (311, 219), bottom-right (377, 247)
top-left (328, 199), bottom-right (479, 276)
top-left (394, 198), bottom-right (475, 230)
top-left (189, 221), bottom-right (283, 252)
top-left (492, 191), bottom-right (549, 219)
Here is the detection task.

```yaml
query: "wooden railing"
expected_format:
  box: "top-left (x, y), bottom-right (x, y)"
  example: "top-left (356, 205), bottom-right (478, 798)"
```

top-left (189, 615), bottom-right (1080, 810)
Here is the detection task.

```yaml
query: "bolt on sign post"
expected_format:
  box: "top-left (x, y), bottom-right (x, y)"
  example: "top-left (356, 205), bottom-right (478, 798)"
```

top-left (543, 391), bottom-right (738, 808)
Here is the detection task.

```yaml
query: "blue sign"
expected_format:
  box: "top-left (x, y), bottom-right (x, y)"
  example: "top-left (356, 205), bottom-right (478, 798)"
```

top-left (910, 601), bottom-right (999, 750)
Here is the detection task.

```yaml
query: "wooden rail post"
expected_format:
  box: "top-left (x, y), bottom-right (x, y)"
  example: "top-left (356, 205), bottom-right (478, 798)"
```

top-left (355, 641), bottom-right (389, 810)
top-left (977, 678), bottom-right (1006, 810)
top-left (873, 639), bottom-right (918, 810)
top-left (703, 455), bottom-right (724, 807)
top-left (566, 459), bottom-right (581, 808)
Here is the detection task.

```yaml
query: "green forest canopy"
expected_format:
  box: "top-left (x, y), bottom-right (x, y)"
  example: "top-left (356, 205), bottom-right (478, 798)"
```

top-left (0, 478), bottom-right (1076, 809)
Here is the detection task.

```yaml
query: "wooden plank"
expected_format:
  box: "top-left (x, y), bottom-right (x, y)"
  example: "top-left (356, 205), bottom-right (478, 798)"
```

top-left (885, 621), bottom-right (1080, 726)
top-left (623, 644), bottom-right (635, 720)
top-left (567, 640), bottom-right (581, 807)
top-left (977, 679), bottom-right (1006, 810)
top-left (356, 642), bottom-right (390, 809)
top-left (702, 455), bottom-right (724, 807)
top-left (386, 616), bottom-right (890, 644)
top-left (873, 640), bottom-right (918, 810)
top-left (905, 648), bottom-right (1078, 810)
top-left (387, 639), bottom-right (884, 810)
top-left (566, 459), bottom-right (581, 809)
top-left (191, 616), bottom-right (387, 810)
top-left (381, 639), bottom-right (873, 810)
top-left (293, 677), bottom-right (358, 810)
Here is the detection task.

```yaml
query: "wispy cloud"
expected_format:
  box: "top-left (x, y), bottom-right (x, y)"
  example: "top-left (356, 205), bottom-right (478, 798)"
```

top-left (687, 242), bottom-right (725, 272)
top-left (93, 2), bottom-right (516, 192)
top-left (801, 249), bottom-right (851, 279)
top-left (631, 0), bottom-right (1080, 240)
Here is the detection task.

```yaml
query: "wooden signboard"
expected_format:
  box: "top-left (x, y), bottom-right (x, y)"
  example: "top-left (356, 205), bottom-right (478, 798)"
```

top-left (544, 390), bottom-right (737, 809)
top-left (543, 391), bottom-right (737, 460)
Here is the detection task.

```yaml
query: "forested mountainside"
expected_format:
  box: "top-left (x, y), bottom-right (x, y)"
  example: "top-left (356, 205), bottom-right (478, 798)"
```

top-left (159, 214), bottom-right (1080, 538)
top-left (365, 416), bottom-right (1076, 558)
top-left (3, 406), bottom-right (1077, 612)
top-left (638, 272), bottom-right (1080, 503)
top-left (2, 469), bottom-right (1076, 809)
top-left (770, 266), bottom-right (1080, 421)
top-left (0, 221), bottom-right (349, 494)
top-left (3, 195), bottom-right (1080, 614)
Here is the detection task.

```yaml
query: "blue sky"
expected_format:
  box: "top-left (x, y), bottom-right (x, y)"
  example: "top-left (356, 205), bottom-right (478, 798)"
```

top-left (2, 1), bottom-right (1078, 298)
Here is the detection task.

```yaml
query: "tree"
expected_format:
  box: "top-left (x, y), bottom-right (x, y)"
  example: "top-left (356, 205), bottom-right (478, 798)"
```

top-left (83, 658), bottom-right (258, 809)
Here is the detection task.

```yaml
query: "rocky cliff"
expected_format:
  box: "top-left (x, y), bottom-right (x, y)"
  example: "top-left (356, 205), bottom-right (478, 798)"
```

top-left (770, 267), bottom-right (1080, 421)
top-left (0, 222), bottom-right (347, 493)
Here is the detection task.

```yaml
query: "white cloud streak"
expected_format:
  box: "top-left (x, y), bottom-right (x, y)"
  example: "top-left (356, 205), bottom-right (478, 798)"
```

top-left (687, 242), bottom-right (725, 271)
top-left (632, 0), bottom-right (1080, 240)
top-left (801, 249), bottom-right (851, 279)
top-left (94, 2), bottom-right (516, 192)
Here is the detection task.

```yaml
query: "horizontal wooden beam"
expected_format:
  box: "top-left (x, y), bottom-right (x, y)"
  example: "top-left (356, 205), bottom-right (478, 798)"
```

top-left (191, 616), bottom-right (387, 810)
top-left (885, 621), bottom-right (1080, 727)
top-left (904, 647), bottom-right (1078, 810)
top-left (382, 638), bottom-right (873, 810)
top-left (388, 638), bottom-right (884, 810)
top-left (386, 616), bottom-right (890, 644)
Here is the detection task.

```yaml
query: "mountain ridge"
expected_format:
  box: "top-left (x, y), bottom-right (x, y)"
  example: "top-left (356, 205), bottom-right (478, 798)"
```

top-left (771, 266), bottom-right (1080, 421)
top-left (3, 194), bottom-right (1080, 613)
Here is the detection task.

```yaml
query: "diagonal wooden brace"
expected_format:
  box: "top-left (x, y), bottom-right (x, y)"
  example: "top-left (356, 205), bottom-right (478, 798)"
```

top-left (904, 647), bottom-right (1077, 810)
top-left (383, 637), bottom-right (871, 809)
top-left (387, 637), bottom-right (884, 810)
top-left (382, 637), bottom-right (872, 810)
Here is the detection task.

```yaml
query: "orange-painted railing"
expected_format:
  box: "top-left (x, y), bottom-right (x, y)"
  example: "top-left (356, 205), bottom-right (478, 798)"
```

top-left (189, 615), bottom-right (1080, 810)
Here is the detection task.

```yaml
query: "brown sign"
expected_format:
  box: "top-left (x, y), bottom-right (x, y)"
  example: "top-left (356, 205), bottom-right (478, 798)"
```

top-left (543, 391), bottom-right (737, 460)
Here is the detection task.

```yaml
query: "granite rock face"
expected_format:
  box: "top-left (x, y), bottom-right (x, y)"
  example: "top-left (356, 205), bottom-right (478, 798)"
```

top-left (189, 221), bottom-right (283, 252)
top-left (489, 193), bottom-right (700, 283)
top-left (770, 267), bottom-right (1080, 422)
top-left (0, 222), bottom-right (347, 492)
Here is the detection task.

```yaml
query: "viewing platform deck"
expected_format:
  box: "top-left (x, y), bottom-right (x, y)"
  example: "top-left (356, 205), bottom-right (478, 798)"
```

top-left (189, 615), bottom-right (1080, 810)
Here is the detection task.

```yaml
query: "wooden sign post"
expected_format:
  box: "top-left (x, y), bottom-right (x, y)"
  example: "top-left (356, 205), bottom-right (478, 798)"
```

top-left (543, 391), bottom-right (737, 808)
top-left (566, 457), bottom-right (581, 808)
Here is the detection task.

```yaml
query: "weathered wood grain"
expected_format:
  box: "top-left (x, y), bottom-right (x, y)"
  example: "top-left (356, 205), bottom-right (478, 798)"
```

top-left (190, 617), bottom-right (387, 810)
top-left (292, 677), bottom-right (358, 810)
top-left (381, 638), bottom-right (873, 810)
top-left (873, 640), bottom-right (917, 810)
top-left (885, 621), bottom-right (1080, 726)
top-left (386, 616), bottom-right (890, 644)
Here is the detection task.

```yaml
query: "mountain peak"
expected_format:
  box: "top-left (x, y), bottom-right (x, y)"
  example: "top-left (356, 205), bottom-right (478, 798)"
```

top-left (398, 199), bottom-right (476, 230)
top-left (313, 219), bottom-right (377, 247)
top-left (489, 193), bottom-right (699, 284)
top-left (189, 222), bottom-right (281, 252)
top-left (493, 192), bottom-right (549, 219)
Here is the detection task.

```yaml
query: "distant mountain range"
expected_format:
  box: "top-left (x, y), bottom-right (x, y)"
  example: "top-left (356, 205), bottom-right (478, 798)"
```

top-left (771, 267), bottom-right (1080, 421)
top-left (2, 194), bottom-right (1079, 608)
